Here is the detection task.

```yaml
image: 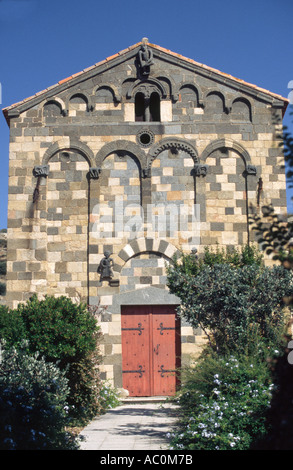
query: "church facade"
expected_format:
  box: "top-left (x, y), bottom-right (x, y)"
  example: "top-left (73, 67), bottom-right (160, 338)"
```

top-left (2, 39), bottom-right (288, 395)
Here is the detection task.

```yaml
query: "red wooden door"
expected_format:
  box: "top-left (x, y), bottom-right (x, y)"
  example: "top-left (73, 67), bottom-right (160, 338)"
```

top-left (121, 305), bottom-right (181, 396)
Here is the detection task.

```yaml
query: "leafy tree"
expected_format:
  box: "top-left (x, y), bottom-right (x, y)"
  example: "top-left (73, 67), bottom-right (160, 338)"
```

top-left (249, 106), bottom-right (293, 266)
top-left (246, 106), bottom-right (293, 449)
top-left (282, 107), bottom-right (293, 188)
top-left (249, 204), bottom-right (293, 269)
top-left (167, 246), bottom-right (293, 353)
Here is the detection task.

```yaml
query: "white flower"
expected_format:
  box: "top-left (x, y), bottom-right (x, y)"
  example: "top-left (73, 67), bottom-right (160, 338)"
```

top-left (198, 423), bottom-right (206, 429)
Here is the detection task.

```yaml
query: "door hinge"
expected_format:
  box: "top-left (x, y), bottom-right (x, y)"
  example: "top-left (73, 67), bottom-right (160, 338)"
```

top-left (122, 365), bottom-right (145, 378)
top-left (158, 365), bottom-right (176, 377)
top-left (157, 322), bottom-right (179, 335)
top-left (122, 322), bottom-right (144, 335)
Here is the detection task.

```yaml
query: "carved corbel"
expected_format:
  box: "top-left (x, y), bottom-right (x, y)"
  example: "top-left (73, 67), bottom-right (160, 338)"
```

top-left (33, 165), bottom-right (49, 177)
top-left (142, 167), bottom-right (151, 178)
top-left (246, 165), bottom-right (257, 176)
top-left (89, 167), bottom-right (102, 179)
top-left (193, 164), bottom-right (208, 177)
top-left (198, 99), bottom-right (205, 109)
top-left (86, 96), bottom-right (94, 112)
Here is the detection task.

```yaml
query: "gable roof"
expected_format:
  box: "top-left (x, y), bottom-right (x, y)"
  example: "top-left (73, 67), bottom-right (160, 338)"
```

top-left (2, 39), bottom-right (289, 125)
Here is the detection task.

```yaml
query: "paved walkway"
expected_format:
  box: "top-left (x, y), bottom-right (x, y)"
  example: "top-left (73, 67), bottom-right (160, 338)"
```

top-left (79, 398), bottom-right (179, 450)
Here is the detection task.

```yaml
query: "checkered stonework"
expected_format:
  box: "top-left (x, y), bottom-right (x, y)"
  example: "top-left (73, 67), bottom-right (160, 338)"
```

top-left (3, 40), bottom-right (288, 387)
top-left (120, 253), bottom-right (168, 292)
top-left (202, 149), bottom-right (248, 247)
top-left (46, 151), bottom-right (89, 299)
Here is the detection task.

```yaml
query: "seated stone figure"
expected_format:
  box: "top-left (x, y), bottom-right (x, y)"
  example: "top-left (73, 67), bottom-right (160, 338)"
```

top-left (138, 43), bottom-right (154, 76)
top-left (97, 251), bottom-right (114, 280)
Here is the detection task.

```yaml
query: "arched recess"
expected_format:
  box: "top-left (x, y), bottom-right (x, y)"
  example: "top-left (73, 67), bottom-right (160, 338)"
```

top-left (66, 91), bottom-right (93, 114)
top-left (199, 140), bottom-right (255, 249)
top-left (200, 138), bottom-right (251, 168)
top-left (93, 83), bottom-right (122, 103)
top-left (204, 90), bottom-right (227, 116)
top-left (179, 83), bottom-right (203, 108)
top-left (44, 145), bottom-right (91, 302)
top-left (154, 73), bottom-right (178, 101)
top-left (146, 137), bottom-right (198, 170)
top-left (42, 138), bottom-right (95, 168)
top-left (90, 149), bottom-right (143, 250)
top-left (230, 97), bottom-right (252, 122)
top-left (42, 98), bottom-right (66, 117)
top-left (95, 140), bottom-right (147, 171)
top-left (146, 138), bottom-right (198, 247)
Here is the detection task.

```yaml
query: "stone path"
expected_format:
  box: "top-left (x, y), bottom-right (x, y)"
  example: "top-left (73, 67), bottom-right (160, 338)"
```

top-left (79, 399), bottom-right (179, 450)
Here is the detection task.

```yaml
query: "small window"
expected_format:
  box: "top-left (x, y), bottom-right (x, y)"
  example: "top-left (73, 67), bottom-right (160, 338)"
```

top-left (135, 92), bottom-right (145, 122)
top-left (150, 92), bottom-right (160, 122)
top-left (135, 91), bottom-right (161, 122)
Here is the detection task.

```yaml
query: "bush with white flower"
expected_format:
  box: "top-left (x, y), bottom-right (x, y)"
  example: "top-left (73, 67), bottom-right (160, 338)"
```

top-left (98, 381), bottom-right (120, 413)
top-left (169, 353), bottom-right (275, 450)
top-left (0, 341), bottom-right (80, 450)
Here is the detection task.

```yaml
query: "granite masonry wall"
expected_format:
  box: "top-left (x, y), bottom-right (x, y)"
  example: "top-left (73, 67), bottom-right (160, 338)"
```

top-left (3, 43), bottom-right (287, 387)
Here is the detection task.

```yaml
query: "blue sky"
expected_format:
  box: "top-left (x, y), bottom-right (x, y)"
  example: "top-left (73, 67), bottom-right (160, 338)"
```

top-left (0, 0), bottom-right (293, 228)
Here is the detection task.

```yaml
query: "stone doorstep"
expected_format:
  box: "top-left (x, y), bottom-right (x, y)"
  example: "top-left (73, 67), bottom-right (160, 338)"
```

top-left (120, 396), bottom-right (170, 404)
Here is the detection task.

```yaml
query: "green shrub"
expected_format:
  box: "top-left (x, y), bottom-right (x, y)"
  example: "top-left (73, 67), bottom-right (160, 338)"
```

top-left (0, 262), bottom-right (6, 276)
top-left (169, 352), bottom-right (275, 450)
top-left (0, 342), bottom-right (79, 450)
top-left (167, 244), bottom-right (263, 281)
top-left (0, 305), bottom-right (26, 348)
top-left (15, 295), bottom-right (98, 365)
top-left (0, 283), bottom-right (6, 296)
top-left (13, 295), bottom-right (102, 424)
top-left (98, 381), bottom-right (121, 413)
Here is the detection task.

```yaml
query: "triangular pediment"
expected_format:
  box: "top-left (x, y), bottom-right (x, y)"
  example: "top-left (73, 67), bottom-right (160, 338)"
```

top-left (2, 38), bottom-right (288, 124)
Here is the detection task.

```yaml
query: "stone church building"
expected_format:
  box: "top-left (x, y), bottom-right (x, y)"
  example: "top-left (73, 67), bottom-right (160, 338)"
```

top-left (2, 39), bottom-right (288, 396)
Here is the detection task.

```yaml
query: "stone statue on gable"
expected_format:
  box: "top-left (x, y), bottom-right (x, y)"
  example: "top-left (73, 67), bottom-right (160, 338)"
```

top-left (138, 38), bottom-right (154, 76)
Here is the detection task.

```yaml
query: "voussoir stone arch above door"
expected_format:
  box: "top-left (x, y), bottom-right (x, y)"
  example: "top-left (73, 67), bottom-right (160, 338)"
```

top-left (115, 238), bottom-right (181, 272)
